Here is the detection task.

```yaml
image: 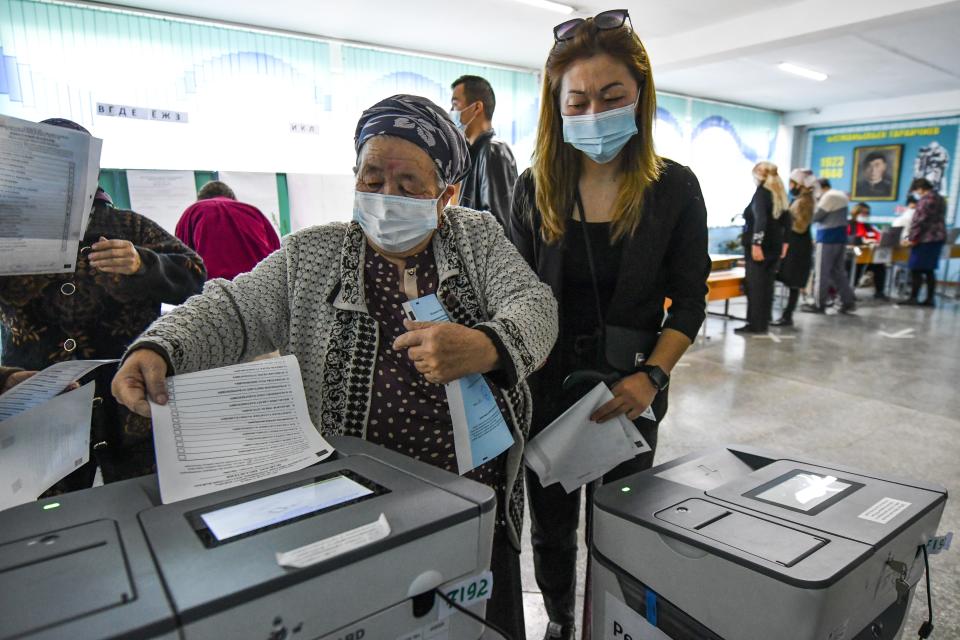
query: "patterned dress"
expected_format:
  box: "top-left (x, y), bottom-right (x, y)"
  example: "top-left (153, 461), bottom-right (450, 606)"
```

top-left (0, 200), bottom-right (206, 490)
top-left (362, 245), bottom-right (508, 528)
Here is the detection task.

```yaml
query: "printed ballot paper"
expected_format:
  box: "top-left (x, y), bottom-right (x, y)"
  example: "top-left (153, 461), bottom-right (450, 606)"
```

top-left (0, 359), bottom-right (117, 422)
top-left (0, 382), bottom-right (95, 511)
top-left (524, 382), bottom-right (651, 493)
top-left (0, 114), bottom-right (102, 276)
top-left (149, 356), bottom-right (334, 504)
top-left (403, 294), bottom-right (514, 475)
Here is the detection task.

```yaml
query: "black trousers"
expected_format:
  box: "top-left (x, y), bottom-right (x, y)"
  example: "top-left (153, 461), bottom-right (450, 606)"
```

top-left (782, 287), bottom-right (800, 316)
top-left (526, 368), bottom-right (662, 633)
top-left (745, 257), bottom-right (779, 331)
top-left (487, 527), bottom-right (526, 639)
top-left (910, 269), bottom-right (937, 302)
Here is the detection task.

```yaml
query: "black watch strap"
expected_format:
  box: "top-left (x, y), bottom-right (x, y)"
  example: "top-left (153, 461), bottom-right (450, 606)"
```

top-left (640, 364), bottom-right (669, 391)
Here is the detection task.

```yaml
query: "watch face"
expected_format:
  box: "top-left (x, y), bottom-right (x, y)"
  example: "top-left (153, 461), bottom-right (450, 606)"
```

top-left (647, 367), bottom-right (668, 390)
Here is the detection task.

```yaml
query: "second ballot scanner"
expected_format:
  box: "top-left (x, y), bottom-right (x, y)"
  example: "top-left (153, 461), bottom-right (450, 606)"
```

top-left (0, 436), bottom-right (496, 640)
top-left (590, 446), bottom-right (947, 640)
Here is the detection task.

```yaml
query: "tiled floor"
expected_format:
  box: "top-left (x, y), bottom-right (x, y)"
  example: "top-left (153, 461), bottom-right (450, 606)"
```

top-left (520, 293), bottom-right (960, 640)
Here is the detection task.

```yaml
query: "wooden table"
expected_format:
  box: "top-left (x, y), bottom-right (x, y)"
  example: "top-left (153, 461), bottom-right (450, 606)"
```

top-left (710, 254), bottom-right (742, 271)
top-left (849, 244), bottom-right (960, 290)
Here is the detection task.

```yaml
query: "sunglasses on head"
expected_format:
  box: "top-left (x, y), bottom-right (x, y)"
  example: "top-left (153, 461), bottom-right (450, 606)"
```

top-left (553, 9), bottom-right (632, 43)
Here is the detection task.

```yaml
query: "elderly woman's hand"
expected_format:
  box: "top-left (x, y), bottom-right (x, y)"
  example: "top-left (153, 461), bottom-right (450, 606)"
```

top-left (393, 320), bottom-right (499, 385)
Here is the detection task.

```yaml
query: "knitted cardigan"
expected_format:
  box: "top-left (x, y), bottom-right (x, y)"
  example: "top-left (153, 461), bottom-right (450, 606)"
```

top-left (130, 207), bottom-right (559, 549)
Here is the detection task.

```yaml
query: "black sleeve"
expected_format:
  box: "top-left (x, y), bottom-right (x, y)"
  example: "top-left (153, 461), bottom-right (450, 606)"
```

top-left (662, 168), bottom-right (710, 341)
top-left (115, 211), bottom-right (207, 304)
top-left (751, 187), bottom-right (773, 246)
top-left (478, 143), bottom-right (519, 228)
top-left (505, 170), bottom-right (538, 269)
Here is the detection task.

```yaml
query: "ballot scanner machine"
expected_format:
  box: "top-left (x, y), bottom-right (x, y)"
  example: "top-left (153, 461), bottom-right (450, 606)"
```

top-left (590, 446), bottom-right (947, 640)
top-left (0, 436), bottom-right (496, 640)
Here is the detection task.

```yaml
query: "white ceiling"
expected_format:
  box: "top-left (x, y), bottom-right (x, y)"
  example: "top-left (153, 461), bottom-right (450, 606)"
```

top-left (93, 0), bottom-right (960, 114)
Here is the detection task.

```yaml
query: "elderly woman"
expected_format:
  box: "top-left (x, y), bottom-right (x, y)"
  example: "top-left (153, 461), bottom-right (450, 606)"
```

top-left (113, 94), bottom-right (557, 638)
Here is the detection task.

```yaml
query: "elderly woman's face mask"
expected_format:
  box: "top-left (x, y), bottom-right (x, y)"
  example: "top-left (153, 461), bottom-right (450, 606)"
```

top-left (353, 137), bottom-right (445, 254)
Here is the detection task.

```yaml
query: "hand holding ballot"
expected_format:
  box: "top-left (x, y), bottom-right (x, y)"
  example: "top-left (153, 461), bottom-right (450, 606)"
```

top-left (525, 382), bottom-right (652, 493)
top-left (1, 370), bottom-right (37, 393)
top-left (393, 319), bottom-right (500, 385)
top-left (88, 237), bottom-right (144, 275)
top-left (112, 349), bottom-right (171, 417)
top-left (591, 371), bottom-right (659, 423)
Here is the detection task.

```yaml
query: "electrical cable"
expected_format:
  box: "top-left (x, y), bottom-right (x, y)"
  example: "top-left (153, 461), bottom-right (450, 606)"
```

top-left (918, 543), bottom-right (934, 639)
top-left (434, 588), bottom-right (513, 640)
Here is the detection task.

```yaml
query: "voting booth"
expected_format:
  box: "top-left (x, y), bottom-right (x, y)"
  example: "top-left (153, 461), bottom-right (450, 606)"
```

top-left (590, 446), bottom-right (947, 640)
top-left (0, 436), bottom-right (496, 640)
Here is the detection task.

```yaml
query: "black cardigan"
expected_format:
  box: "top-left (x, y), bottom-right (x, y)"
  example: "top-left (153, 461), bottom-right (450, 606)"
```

top-left (742, 185), bottom-right (789, 255)
top-left (507, 160), bottom-right (709, 342)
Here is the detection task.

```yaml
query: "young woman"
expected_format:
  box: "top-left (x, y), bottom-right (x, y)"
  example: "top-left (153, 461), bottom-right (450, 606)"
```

top-left (737, 162), bottom-right (789, 334)
top-left (507, 10), bottom-right (709, 639)
top-left (773, 169), bottom-right (818, 326)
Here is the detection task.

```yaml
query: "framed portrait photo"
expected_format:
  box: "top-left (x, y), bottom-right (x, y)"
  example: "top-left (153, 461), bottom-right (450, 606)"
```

top-left (851, 144), bottom-right (903, 201)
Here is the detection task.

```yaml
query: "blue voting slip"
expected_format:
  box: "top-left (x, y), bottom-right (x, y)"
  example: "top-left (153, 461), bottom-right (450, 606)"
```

top-left (405, 294), bottom-right (514, 473)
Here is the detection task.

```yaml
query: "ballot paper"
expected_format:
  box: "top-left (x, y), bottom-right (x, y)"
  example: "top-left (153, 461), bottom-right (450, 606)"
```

top-left (149, 355), bottom-right (334, 504)
top-left (403, 294), bottom-right (515, 475)
top-left (0, 382), bottom-right (94, 511)
top-left (0, 115), bottom-right (102, 276)
top-left (524, 383), bottom-right (651, 493)
top-left (0, 359), bottom-right (117, 422)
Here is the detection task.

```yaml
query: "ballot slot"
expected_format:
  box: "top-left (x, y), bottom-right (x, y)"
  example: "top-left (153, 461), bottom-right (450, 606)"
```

top-left (656, 499), bottom-right (828, 567)
top-left (743, 468), bottom-right (865, 516)
top-left (655, 447), bottom-right (772, 491)
top-left (0, 520), bottom-right (135, 638)
top-left (186, 470), bottom-right (389, 547)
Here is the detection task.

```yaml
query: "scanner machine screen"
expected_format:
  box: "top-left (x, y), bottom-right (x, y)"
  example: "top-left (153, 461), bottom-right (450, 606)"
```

top-left (201, 475), bottom-right (374, 541)
top-left (754, 472), bottom-right (853, 512)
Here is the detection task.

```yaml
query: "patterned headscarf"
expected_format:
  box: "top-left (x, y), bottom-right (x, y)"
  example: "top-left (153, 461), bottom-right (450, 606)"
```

top-left (354, 94), bottom-right (471, 185)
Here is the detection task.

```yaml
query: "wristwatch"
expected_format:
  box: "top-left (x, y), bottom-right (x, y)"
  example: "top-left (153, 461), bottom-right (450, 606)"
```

top-left (639, 364), bottom-right (670, 391)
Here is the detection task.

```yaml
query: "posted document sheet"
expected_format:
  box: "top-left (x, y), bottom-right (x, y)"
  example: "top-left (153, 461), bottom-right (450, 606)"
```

top-left (524, 382), bottom-right (651, 493)
top-left (0, 114), bottom-right (102, 276)
top-left (0, 382), bottom-right (95, 511)
top-left (150, 355), bottom-right (334, 504)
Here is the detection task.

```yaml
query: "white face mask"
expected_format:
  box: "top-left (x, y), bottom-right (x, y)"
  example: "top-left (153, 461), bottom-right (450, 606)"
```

top-left (353, 190), bottom-right (440, 254)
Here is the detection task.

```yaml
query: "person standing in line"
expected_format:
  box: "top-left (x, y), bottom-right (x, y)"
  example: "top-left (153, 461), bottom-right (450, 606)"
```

top-left (801, 178), bottom-right (857, 315)
top-left (893, 194), bottom-right (918, 244)
top-left (450, 75), bottom-right (518, 227)
top-left (736, 161), bottom-right (789, 334)
top-left (772, 169), bottom-right (818, 327)
top-left (0, 119), bottom-right (206, 493)
top-left (507, 10), bottom-right (709, 639)
top-left (846, 203), bottom-right (887, 300)
top-left (176, 180), bottom-right (281, 281)
top-left (901, 177), bottom-right (947, 307)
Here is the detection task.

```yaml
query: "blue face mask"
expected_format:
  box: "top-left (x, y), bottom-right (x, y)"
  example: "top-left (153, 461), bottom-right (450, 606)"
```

top-left (449, 103), bottom-right (476, 132)
top-left (562, 95), bottom-right (639, 164)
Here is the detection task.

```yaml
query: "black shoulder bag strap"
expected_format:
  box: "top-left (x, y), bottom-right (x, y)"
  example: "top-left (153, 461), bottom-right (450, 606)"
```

top-left (573, 187), bottom-right (606, 334)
